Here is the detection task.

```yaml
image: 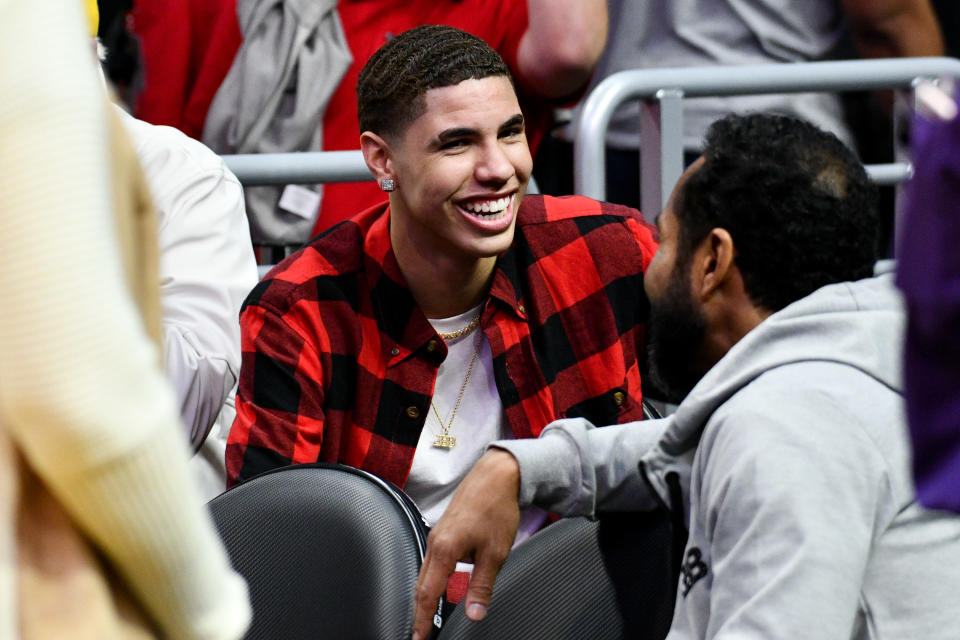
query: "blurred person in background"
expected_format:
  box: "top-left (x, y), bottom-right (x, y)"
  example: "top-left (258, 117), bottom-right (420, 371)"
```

top-left (538, 0), bottom-right (943, 208)
top-left (0, 0), bottom-right (250, 636)
top-left (896, 81), bottom-right (960, 513)
top-left (118, 110), bottom-right (260, 501)
top-left (98, 0), bottom-right (260, 500)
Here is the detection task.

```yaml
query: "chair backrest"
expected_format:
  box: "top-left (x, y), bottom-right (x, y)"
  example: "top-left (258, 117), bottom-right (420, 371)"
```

top-left (208, 463), bottom-right (436, 639)
top-left (437, 511), bottom-right (676, 640)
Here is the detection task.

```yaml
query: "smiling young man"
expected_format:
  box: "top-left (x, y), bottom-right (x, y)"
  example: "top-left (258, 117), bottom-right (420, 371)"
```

top-left (226, 27), bottom-right (658, 546)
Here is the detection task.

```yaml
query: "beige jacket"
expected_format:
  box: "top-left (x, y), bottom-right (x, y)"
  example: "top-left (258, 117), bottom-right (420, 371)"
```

top-left (2, 103), bottom-right (162, 640)
top-left (0, 2), bottom-right (250, 638)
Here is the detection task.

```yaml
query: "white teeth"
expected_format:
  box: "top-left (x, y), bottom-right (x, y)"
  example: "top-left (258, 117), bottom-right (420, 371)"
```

top-left (462, 196), bottom-right (511, 215)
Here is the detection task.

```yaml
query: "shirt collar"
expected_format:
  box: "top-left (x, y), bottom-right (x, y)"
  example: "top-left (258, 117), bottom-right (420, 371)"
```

top-left (487, 242), bottom-right (528, 321)
top-left (363, 207), bottom-right (442, 366)
top-left (363, 205), bottom-right (529, 366)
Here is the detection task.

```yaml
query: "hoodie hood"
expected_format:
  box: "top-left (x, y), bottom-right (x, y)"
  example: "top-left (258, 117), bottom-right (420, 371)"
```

top-left (641, 271), bottom-right (905, 504)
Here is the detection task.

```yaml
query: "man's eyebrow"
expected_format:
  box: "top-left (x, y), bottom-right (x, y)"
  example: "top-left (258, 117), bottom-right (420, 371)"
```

top-left (435, 127), bottom-right (479, 144)
top-left (433, 114), bottom-right (525, 145)
top-left (500, 114), bottom-right (524, 130)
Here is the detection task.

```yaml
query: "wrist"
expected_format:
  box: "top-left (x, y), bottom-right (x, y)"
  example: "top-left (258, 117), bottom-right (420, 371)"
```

top-left (481, 447), bottom-right (520, 498)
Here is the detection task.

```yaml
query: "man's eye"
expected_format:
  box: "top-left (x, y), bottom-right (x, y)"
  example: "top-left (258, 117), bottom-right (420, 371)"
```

top-left (440, 139), bottom-right (468, 150)
top-left (500, 127), bottom-right (523, 139)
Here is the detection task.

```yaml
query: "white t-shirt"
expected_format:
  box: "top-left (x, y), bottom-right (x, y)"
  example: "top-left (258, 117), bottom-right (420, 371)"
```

top-left (405, 306), bottom-right (547, 548)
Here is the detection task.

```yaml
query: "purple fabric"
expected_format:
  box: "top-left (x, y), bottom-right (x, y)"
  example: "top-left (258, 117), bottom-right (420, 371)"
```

top-left (896, 86), bottom-right (960, 512)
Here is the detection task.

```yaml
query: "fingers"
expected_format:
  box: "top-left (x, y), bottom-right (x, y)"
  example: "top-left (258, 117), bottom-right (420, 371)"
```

top-left (410, 449), bottom-right (524, 638)
top-left (463, 546), bottom-right (510, 621)
top-left (411, 535), bottom-right (459, 640)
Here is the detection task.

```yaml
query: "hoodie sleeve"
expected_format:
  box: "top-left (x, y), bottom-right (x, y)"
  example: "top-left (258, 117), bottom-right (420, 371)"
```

top-left (492, 416), bottom-right (670, 516)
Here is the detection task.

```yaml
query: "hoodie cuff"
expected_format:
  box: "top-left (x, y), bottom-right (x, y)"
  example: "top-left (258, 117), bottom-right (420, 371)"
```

top-left (490, 430), bottom-right (582, 513)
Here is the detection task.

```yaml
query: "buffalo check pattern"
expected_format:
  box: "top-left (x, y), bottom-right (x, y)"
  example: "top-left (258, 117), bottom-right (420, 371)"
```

top-left (227, 195), bottom-right (659, 488)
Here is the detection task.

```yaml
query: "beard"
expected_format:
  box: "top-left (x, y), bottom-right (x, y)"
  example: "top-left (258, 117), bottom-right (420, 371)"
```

top-left (646, 270), bottom-right (708, 404)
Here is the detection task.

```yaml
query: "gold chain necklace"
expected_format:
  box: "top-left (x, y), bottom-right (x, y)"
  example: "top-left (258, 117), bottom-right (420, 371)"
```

top-left (431, 327), bottom-right (482, 449)
top-left (436, 314), bottom-right (480, 341)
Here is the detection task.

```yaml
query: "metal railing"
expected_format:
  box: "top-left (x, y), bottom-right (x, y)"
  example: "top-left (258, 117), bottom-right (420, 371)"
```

top-left (573, 57), bottom-right (960, 220)
top-left (222, 150), bottom-right (372, 186)
top-left (221, 148), bottom-right (541, 193)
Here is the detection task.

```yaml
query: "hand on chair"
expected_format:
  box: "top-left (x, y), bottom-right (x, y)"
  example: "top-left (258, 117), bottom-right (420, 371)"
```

top-left (411, 448), bottom-right (522, 640)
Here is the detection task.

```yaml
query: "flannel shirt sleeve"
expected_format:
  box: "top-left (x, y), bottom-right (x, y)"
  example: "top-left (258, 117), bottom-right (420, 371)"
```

top-left (627, 215), bottom-right (659, 271)
top-left (226, 295), bottom-right (329, 487)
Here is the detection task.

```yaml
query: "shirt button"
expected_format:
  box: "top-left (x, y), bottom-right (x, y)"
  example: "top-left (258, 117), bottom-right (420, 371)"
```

top-left (391, 347), bottom-right (400, 356)
top-left (613, 391), bottom-right (626, 407)
top-left (406, 406), bottom-right (420, 419)
top-left (518, 304), bottom-right (526, 314)
top-left (426, 339), bottom-right (438, 352)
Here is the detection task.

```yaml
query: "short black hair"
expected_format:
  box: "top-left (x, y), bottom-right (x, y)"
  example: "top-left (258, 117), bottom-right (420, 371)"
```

top-left (357, 25), bottom-right (513, 139)
top-left (97, 0), bottom-right (140, 103)
top-left (675, 113), bottom-right (879, 312)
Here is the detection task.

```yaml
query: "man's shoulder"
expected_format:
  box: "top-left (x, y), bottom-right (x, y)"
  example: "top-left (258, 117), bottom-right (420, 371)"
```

top-left (120, 109), bottom-right (234, 182)
top-left (703, 360), bottom-right (903, 470)
top-left (513, 195), bottom-right (658, 266)
top-left (245, 216), bottom-right (374, 316)
top-left (691, 361), bottom-right (912, 529)
top-left (517, 194), bottom-right (647, 226)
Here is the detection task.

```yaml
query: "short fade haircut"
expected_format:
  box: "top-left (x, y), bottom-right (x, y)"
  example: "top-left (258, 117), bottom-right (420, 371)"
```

top-left (676, 113), bottom-right (879, 312)
top-left (357, 25), bottom-right (513, 140)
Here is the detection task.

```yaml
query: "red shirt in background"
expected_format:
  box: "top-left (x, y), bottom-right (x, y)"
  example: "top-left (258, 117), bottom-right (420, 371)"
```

top-left (130, 0), bottom-right (241, 139)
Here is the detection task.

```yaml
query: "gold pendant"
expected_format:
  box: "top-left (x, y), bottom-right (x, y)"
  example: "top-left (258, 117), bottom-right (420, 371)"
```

top-left (432, 433), bottom-right (456, 449)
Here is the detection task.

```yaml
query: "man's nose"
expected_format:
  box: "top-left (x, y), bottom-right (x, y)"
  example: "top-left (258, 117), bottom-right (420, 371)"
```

top-left (474, 141), bottom-right (514, 185)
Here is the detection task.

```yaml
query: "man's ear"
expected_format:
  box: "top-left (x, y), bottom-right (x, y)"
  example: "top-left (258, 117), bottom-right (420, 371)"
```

top-left (690, 228), bottom-right (736, 301)
top-left (360, 131), bottom-right (395, 184)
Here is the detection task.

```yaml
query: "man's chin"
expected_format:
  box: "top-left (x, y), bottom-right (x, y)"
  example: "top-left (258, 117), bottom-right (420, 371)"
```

top-left (645, 280), bottom-right (709, 404)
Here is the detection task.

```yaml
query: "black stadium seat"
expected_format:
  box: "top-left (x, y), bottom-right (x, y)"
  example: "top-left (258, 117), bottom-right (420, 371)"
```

top-left (208, 463), bottom-right (439, 640)
top-left (436, 510), bottom-right (676, 640)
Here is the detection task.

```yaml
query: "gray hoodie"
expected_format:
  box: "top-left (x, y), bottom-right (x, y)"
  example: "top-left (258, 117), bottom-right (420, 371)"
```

top-left (497, 273), bottom-right (960, 639)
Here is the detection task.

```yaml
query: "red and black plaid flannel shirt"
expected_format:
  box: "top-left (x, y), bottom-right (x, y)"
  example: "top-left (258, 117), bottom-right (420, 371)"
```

top-left (227, 195), bottom-right (658, 488)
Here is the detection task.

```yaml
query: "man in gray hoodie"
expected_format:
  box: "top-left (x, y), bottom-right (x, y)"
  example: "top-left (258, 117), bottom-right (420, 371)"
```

top-left (411, 113), bottom-right (960, 640)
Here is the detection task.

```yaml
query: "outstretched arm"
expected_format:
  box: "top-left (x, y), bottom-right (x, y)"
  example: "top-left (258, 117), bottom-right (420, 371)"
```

top-left (516, 0), bottom-right (609, 99)
top-left (411, 416), bottom-right (668, 639)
